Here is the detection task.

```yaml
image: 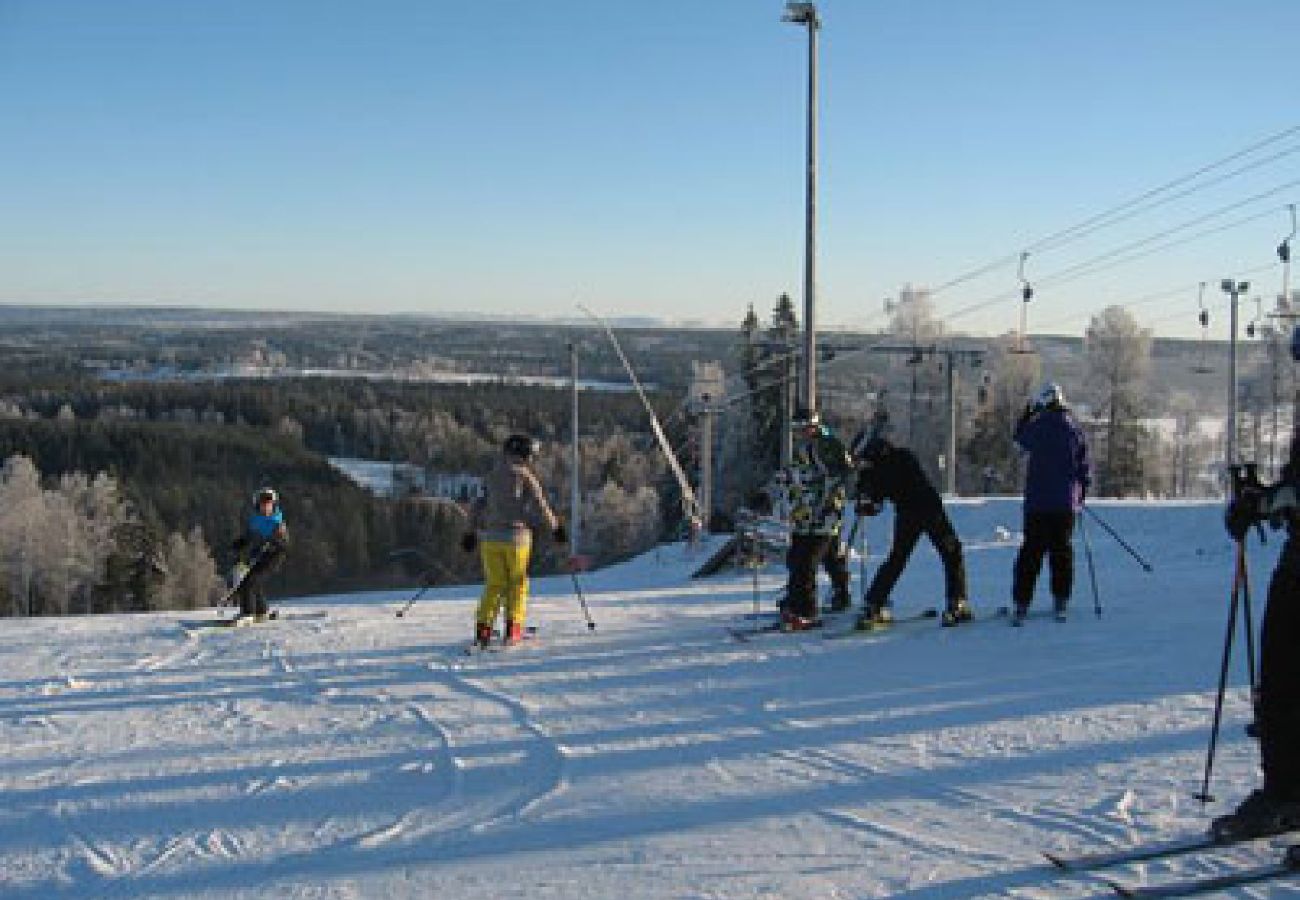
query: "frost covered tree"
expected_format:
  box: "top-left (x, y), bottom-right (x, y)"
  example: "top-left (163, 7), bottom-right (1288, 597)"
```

top-left (1085, 306), bottom-right (1153, 497)
top-left (154, 526), bottom-right (221, 611)
top-left (0, 456), bottom-right (45, 616)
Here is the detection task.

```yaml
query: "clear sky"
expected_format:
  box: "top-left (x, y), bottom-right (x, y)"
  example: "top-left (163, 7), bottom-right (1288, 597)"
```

top-left (1, 0), bottom-right (1296, 339)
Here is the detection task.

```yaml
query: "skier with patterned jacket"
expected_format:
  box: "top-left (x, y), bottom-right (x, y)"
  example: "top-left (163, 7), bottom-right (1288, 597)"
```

top-left (781, 409), bottom-right (853, 630)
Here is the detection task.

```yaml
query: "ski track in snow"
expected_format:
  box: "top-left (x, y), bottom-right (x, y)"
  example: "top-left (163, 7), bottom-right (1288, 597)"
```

top-left (1, 501), bottom-right (1298, 898)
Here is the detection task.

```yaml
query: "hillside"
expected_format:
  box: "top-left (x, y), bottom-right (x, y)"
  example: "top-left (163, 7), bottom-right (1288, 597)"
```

top-left (1, 500), bottom-right (1292, 898)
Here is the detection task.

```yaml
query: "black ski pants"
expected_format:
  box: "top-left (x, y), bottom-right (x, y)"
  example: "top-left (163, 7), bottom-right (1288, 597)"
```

top-left (863, 507), bottom-right (967, 611)
top-left (1012, 509), bottom-right (1075, 609)
top-left (1259, 538), bottom-right (1300, 801)
top-left (785, 532), bottom-right (849, 618)
top-left (236, 544), bottom-right (286, 617)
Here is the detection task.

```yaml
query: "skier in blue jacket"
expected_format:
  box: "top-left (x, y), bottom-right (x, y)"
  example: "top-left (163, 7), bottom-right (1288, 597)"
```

top-left (1011, 383), bottom-right (1091, 624)
top-left (230, 487), bottom-right (289, 621)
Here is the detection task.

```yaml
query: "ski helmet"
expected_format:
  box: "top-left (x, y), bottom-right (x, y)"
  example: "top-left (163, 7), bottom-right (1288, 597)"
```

top-left (1035, 382), bottom-right (1065, 410)
top-left (254, 487), bottom-right (278, 507)
top-left (503, 433), bottom-right (540, 460)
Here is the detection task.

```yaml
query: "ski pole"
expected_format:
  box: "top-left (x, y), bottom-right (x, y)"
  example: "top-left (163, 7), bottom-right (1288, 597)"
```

top-left (1082, 505), bottom-right (1153, 573)
top-left (387, 548), bottom-right (464, 618)
top-left (1079, 511), bottom-right (1102, 618)
top-left (1195, 540), bottom-right (1248, 804)
top-left (569, 567), bottom-right (597, 631)
top-left (395, 572), bottom-right (437, 618)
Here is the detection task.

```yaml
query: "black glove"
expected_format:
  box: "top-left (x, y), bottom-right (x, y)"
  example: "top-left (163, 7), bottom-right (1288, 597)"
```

top-left (460, 532), bottom-right (477, 553)
top-left (553, 524), bottom-right (569, 546)
top-left (1225, 488), bottom-right (1264, 541)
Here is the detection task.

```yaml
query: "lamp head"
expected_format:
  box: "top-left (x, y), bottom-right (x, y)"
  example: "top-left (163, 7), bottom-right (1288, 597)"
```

top-left (782, 2), bottom-right (817, 24)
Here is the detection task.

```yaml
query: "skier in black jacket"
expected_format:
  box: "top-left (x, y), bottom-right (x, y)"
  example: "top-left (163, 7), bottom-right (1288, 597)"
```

top-left (1213, 454), bottom-right (1300, 839)
top-left (852, 435), bottom-right (972, 629)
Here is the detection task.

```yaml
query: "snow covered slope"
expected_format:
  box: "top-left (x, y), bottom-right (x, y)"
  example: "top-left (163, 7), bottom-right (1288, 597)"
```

top-left (2, 500), bottom-right (1295, 898)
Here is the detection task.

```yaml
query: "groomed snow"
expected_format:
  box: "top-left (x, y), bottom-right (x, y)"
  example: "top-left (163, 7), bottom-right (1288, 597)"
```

top-left (2, 500), bottom-right (1295, 898)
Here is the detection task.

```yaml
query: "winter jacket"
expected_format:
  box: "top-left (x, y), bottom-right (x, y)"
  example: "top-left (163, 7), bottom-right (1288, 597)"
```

top-left (235, 507), bottom-right (288, 562)
top-left (473, 458), bottom-right (559, 546)
top-left (857, 445), bottom-right (944, 515)
top-left (1014, 407), bottom-right (1091, 512)
top-left (786, 430), bottom-right (852, 536)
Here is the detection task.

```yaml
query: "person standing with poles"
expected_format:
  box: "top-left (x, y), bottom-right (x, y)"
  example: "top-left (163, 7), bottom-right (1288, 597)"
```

top-left (1209, 446), bottom-right (1300, 839)
top-left (852, 435), bottom-right (973, 629)
top-left (229, 487), bottom-right (289, 622)
top-left (781, 409), bottom-right (853, 630)
top-left (461, 434), bottom-right (566, 648)
top-left (1010, 382), bottom-right (1091, 625)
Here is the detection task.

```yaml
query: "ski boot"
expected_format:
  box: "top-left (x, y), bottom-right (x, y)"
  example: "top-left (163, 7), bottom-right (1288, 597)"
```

top-left (474, 622), bottom-right (494, 648)
top-left (1209, 789), bottom-right (1300, 842)
top-left (780, 611), bottom-right (821, 632)
top-left (1053, 597), bottom-right (1069, 623)
top-left (1011, 603), bottom-right (1029, 627)
top-left (855, 605), bottom-right (894, 632)
top-left (504, 620), bottom-right (525, 645)
top-left (941, 599), bottom-right (974, 627)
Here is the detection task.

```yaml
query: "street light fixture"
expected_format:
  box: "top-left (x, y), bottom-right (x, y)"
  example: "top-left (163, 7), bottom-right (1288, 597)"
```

top-left (1222, 279), bottom-right (1250, 467)
top-left (783, 1), bottom-right (820, 421)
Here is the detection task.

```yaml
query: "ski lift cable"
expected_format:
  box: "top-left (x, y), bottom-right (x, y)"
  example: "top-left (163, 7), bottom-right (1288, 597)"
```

top-left (1030, 142), bottom-right (1300, 256)
top-left (927, 123), bottom-right (1300, 298)
top-left (942, 203), bottom-right (1294, 325)
top-left (1033, 184), bottom-right (1300, 288)
top-left (1029, 261), bottom-right (1280, 332)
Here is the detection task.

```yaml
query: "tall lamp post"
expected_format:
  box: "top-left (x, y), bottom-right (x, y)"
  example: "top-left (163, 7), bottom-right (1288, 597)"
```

top-left (783, 1), bottom-right (820, 418)
top-left (1222, 279), bottom-right (1250, 469)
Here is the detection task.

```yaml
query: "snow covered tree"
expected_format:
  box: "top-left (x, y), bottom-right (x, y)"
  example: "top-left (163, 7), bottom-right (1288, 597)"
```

top-left (1085, 306), bottom-right (1153, 497)
top-left (154, 526), bottom-right (221, 611)
top-left (0, 455), bottom-right (45, 616)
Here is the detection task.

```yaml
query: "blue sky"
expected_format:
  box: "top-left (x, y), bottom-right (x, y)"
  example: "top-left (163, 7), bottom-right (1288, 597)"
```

top-left (0, 0), bottom-right (1296, 339)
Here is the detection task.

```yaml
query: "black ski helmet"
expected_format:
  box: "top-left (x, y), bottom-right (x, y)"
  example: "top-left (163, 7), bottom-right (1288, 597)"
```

top-left (503, 433), bottom-right (540, 461)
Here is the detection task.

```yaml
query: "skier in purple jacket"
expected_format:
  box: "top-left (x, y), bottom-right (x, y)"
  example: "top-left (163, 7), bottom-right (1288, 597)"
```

top-left (1011, 383), bottom-right (1091, 625)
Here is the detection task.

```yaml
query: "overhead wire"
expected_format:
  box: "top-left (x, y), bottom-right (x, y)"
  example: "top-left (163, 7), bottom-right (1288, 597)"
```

top-left (926, 123), bottom-right (1300, 299)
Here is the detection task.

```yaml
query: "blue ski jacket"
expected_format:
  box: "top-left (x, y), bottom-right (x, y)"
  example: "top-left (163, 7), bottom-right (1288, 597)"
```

top-left (1014, 408), bottom-right (1091, 512)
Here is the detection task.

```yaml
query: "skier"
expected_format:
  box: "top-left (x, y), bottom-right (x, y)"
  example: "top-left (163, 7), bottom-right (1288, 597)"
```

top-left (230, 487), bottom-right (289, 622)
top-left (852, 435), bottom-right (973, 629)
top-left (781, 409), bottom-right (853, 629)
top-left (1010, 383), bottom-right (1091, 625)
top-left (461, 434), bottom-right (566, 647)
top-left (1212, 457), bottom-right (1300, 838)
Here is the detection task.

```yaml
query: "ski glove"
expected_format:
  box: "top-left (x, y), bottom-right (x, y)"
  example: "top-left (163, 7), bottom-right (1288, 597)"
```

top-left (460, 532), bottom-right (477, 553)
top-left (553, 524), bottom-right (569, 546)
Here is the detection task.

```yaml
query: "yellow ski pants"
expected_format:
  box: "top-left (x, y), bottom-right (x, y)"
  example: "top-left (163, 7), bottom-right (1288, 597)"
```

top-left (475, 540), bottom-right (532, 627)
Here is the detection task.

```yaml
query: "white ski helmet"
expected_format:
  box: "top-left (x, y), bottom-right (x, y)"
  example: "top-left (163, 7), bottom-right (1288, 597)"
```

top-left (1035, 382), bottom-right (1065, 410)
top-left (254, 487), bottom-right (279, 507)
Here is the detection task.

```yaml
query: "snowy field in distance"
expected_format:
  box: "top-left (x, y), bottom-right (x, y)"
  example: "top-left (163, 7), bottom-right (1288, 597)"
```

top-left (2, 499), bottom-right (1296, 899)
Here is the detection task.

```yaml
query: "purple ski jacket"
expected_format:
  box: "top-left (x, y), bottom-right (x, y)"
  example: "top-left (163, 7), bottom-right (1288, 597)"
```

top-left (1014, 408), bottom-right (1091, 512)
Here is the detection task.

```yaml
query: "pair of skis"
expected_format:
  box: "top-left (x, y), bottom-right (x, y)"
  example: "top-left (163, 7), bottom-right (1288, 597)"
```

top-left (727, 607), bottom-right (938, 642)
top-left (1047, 830), bottom-right (1299, 897)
